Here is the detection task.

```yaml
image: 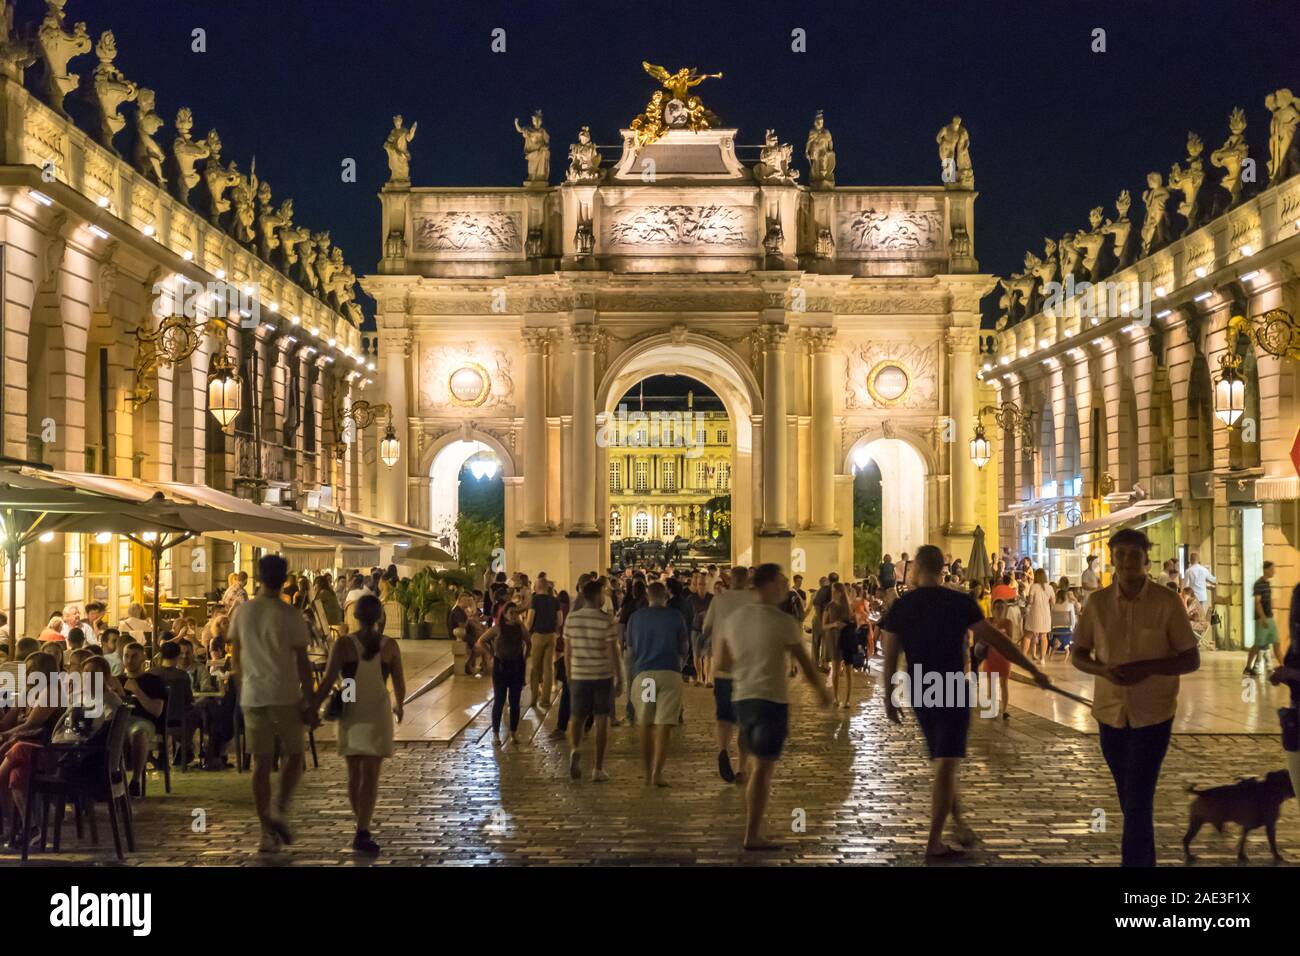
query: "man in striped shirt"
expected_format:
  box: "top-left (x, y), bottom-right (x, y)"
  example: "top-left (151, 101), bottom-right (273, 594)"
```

top-left (564, 578), bottom-right (623, 781)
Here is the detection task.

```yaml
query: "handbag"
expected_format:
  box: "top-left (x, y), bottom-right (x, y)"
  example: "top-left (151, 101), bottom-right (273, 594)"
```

top-left (323, 685), bottom-right (345, 721)
top-left (1280, 705), bottom-right (1299, 752)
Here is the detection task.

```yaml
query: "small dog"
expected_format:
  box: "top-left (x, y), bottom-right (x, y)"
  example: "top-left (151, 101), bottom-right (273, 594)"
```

top-left (1183, 769), bottom-right (1295, 863)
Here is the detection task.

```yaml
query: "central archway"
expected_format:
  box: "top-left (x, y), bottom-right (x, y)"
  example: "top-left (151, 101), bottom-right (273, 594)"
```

top-left (848, 437), bottom-right (928, 562)
top-left (597, 333), bottom-right (759, 567)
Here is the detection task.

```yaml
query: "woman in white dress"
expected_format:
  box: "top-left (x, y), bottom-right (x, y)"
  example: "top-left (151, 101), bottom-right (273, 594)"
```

top-left (312, 594), bottom-right (405, 855)
top-left (1024, 569), bottom-right (1055, 663)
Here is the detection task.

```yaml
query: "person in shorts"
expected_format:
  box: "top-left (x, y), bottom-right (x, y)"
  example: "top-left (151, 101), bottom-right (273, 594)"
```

top-left (230, 554), bottom-right (316, 853)
top-left (881, 545), bottom-right (1048, 861)
top-left (717, 563), bottom-right (830, 849)
top-left (626, 582), bottom-right (690, 786)
top-left (564, 579), bottom-right (622, 782)
top-left (702, 565), bottom-right (758, 783)
top-left (1247, 560), bottom-right (1281, 676)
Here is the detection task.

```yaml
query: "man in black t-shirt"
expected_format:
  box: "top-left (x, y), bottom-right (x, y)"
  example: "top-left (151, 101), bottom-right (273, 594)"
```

top-left (525, 579), bottom-right (563, 709)
top-left (880, 544), bottom-right (1049, 860)
top-left (120, 642), bottom-right (168, 794)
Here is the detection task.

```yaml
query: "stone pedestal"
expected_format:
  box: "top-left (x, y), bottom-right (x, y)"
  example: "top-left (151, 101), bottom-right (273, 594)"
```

top-left (754, 530), bottom-right (794, 571)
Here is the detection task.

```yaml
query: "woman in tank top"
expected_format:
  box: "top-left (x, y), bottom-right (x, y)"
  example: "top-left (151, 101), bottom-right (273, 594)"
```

top-left (477, 602), bottom-right (531, 747)
top-left (311, 594), bottom-right (405, 856)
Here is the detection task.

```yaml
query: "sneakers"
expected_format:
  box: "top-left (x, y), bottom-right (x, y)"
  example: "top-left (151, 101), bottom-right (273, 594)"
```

top-left (352, 830), bottom-right (381, 856)
top-left (258, 830), bottom-right (281, 854)
top-left (718, 750), bottom-right (736, 783)
top-left (569, 749), bottom-right (581, 780)
top-left (591, 768), bottom-right (609, 782)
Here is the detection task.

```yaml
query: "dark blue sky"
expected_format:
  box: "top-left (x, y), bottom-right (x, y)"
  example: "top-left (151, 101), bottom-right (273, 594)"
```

top-left (24, 0), bottom-right (1300, 318)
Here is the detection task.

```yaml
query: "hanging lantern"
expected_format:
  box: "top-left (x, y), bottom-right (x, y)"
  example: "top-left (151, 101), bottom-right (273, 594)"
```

top-left (379, 422), bottom-right (400, 467)
top-left (1214, 354), bottom-right (1245, 427)
top-left (207, 351), bottom-right (241, 429)
top-left (969, 423), bottom-right (991, 469)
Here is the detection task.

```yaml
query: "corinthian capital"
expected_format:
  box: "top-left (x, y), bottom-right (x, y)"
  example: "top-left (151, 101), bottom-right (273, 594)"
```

top-left (758, 323), bottom-right (790, 349)
top-left (522, 327), bottom-right (554, 353)
top-left (569, 322), bottom-right (600, 347)
top-left (802, 326), bottom-right (836, 352)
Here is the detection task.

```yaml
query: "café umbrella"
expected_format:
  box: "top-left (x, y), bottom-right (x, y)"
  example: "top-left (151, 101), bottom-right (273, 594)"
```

top-left (56, 492), bottom-right (363, 648)
top-left (967, 524), bottom-right (993, 585)
top-left (0, 482), bottom-right (145, 657)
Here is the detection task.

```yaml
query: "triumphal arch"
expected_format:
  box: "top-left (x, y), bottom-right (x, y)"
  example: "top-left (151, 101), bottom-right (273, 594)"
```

top-left (362, 65), bottom-right (997, 583)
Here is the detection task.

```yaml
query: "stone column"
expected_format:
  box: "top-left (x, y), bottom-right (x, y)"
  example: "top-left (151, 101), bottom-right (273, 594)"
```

top-left (948, 327), bottom-right (979, 534)
top-left (761, 323), bottom-right (790, 532)
top-left (570, 323), bottom-right (598, 533)
top-left (808, 328), bottom-right (837, 530)
top-left (522, 328), bottom-right (551, 531)
top-left (377, 329), bottom-right (411, 524)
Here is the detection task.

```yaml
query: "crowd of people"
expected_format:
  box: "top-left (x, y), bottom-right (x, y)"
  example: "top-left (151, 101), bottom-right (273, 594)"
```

top-left (0, 533), bottom-right (1295, 867)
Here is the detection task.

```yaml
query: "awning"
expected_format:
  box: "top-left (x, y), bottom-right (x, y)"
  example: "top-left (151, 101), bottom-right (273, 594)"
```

top-left (1254, 476), bottom-right (1300, 501)
top-left (1046, 499), bottom-right (1175, 550)
top-left (21, 469), bottom-right (363, 550)
top-left (340, 510), bottom-right (434, 548)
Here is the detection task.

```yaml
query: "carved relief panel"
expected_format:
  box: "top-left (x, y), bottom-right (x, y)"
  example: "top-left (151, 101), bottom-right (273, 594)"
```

top-left (834, 192), bottom-right (947, 260)
top-left (844, 340), bottom-right (940, 410)
top-left (417, 342), bottom-right (516, 414)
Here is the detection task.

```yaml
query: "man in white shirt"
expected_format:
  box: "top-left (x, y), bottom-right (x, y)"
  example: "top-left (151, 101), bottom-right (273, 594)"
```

top-left (717, 563), bottom-right (829, 849)
top-left (1073, 528), bottom-right (1199, 866)
top-left (1182, 552), bottom-right (1216, 621)
top-left (1080, 554), bottom-right (1102, 604)
top-left (230, 555), bottom-right (315, 854)
top-left (702, 565), bottom-right (759, 784)
top-left (60, 604), bottom-right (94, 645)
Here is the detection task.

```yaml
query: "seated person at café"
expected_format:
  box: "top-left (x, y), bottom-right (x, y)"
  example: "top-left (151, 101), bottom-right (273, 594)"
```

top-left (101, 628), bottom-right (124, 676)
top-left (0, 651), bottom-right (63, 847)
top-left (47, 655), bottom-right (125, 789)
top-left (201, 611), bottom-right (230, 662)
top-left (84, 601), bottom-right (107, 638)
top-left (120, 641), bottom-right (167, 795)
top-left (152, 641), bottom-right (198, 765)
top-left (0, 638), bottom-right (40, 708)
top-left (39, 615), bottom-right (64, 643)
top-left (119, 603), bottom-right (151, 641)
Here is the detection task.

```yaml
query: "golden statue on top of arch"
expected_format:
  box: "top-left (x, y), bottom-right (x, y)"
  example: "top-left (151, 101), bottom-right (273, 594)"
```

top-left (630, 61), bottom-right (723, 145)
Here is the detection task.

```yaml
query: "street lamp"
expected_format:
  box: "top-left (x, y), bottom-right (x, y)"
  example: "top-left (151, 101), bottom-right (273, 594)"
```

top-left (1214, 310), bottom-right (1300, 427)
top-left (379, 422), bottom-right (401, 467)
top-left (1214, 352), bottom-right (1245, 426)
top-left (335, 400), bottom-right (397, 466)
top-left (969, 422), bottom-right (991, 469)
top-left (207, 345), bottom-right (242, 430)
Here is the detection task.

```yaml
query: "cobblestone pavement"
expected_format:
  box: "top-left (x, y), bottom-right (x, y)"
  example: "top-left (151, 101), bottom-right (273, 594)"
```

top-left (7, 668), bottom-right (1299, 867)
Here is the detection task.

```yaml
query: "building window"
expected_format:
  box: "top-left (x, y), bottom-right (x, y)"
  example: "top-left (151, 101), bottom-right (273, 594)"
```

top-left (717, 429), bottom-right (728, 444)
top-left (609, 461), bottom-right (621, 492)
top-left (716, 462), bottom-right (731, 491)
top-left (662, 511), bottom-right (676, 538)
top-left (662, 461), bottom-right (676, 491)
top-left (609, 509), bottom-right (622, 538)
top-left (663, 421), bottom-right (674, 444)
top-left (634, 460), bottom-right (648, 492)
top-left (633, 511), bottom-right (650, 537)
top-left (696, 428), bottom-right (706, 445)
top-left (695, 461), bottom-right (710, 487)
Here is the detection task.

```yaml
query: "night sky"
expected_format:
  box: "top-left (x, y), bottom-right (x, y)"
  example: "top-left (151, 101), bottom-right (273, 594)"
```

top-left (28, 0), bottom-right (1300, 324)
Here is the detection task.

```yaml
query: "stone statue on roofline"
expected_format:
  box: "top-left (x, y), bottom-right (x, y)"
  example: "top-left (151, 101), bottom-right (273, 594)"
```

top-left (936, 115), bottom-right (973, 188)
top-left (1140, 171), bottom-right (1171, 256)
top-left (1265, 88), bottom-right (1300, 185)
top-left (35, 0), bottom-right (90, 117)
top-left (384, 114), bottom-right (416, 185)
top-left (566, 126), bottom-right (601, 183)
top-left (1100, 190), bottom-right (1137, 270)
top-left (1210, 107), bottom-right (1250, 209)
top-left (1030, 237), bottom-right (1058, 309)
top-left (202, 130), bottom-right (241, 225)
top-left (0, 1), bottom-right (34, 82)
top-left (279, 213), bottom-right (311, 276)
top-left (753, 129), bottom-right (800, 185)
top-left (1167, 132), bottom-right (1206, 235)
top-left (295, 234), bottom-right (318, 292)
top-left (227, 159), bottom-right (258, 246)
top-left (87, 30), bottom-right (137, 151)
top-left (313, 232), bottom-right (336, 300)
top-left (132, 87), bottom-right (166, 185)
top-left (257, 181), bottom-right (292, 263)
top-left (805, 110), bottom-right (836, 189)
top-left (514, 110), bottom-right (550, 186)
top-left (171, 107), bottom-right (210, 205)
